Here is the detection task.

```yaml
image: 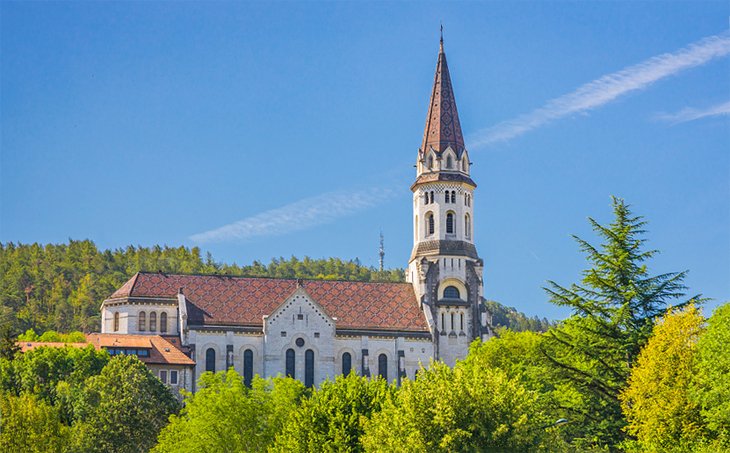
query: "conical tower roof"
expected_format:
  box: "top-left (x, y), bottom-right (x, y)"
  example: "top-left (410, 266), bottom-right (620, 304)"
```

top-left (421, 37), bottom-right (466, 156)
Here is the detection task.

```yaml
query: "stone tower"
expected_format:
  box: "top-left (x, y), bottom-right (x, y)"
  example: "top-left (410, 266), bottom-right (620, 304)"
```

top-left (407, 36), bottom-right (491, 366)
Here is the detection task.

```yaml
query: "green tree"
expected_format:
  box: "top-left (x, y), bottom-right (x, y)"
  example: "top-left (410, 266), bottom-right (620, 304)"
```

top-left (691, 302), bottom-right (730, 445)
top-left (0, 392), bottom-right (71, 453)
top-left (620, 305), bottom-right (705, 452)
top-left (362, 361), bottom-right (556, 452)
top-left (72, 355), bottom-right (180, 453)
top-left (153, 370), bottom-right (306, 453)
top-left (272, 373), bottom-right (392, 452)
top-left (542, 197), bottom-right (699, 449)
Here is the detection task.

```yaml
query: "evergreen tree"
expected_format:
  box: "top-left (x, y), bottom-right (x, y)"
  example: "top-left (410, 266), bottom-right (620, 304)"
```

top-left (542, 197), bottom-right (700, 449)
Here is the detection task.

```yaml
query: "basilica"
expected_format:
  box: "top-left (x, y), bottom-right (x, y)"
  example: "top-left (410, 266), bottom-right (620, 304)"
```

top-left (98, 37), bottom-right (493, 392)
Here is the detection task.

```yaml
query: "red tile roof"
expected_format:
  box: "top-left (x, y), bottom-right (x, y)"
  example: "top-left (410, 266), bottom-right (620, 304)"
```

top-left (109, 272), bottom-right (429, 333)
top-left (18, 335), bottom-right (194, 366)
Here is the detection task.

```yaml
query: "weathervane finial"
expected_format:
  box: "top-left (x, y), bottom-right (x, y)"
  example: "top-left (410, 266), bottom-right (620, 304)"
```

top-left (439, 23), bottom-right (444, 52)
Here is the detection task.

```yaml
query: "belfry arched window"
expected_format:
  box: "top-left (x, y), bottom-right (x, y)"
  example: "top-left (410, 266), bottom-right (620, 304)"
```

top-left (378, 354), bottom-right (388, 381)
top-left (342, 352), bottom-right (352, 375)
top-left (446, 155), bottom-right (453, 169)
top-left (430, 191), bottom-right (434, 203)
top-left (446, 212), bottom-right (454, 234)
top-left (424, 193), bottom-right (429, 204)
top-left (450, 191), bottom-right (456, 203)
top-left (426, 212), bottom-right (434, 236)
top-left (465, 213), bottom-right (471, 239)
top-left (149, 312), bottom-right (157, 332)
top-left (205, 348), bottom-right (216, 373)
top-left (445, 192), bottom-right (450, 203)
top-left (160, 312), bottom-right (168, 333)
top-left (444, 286), bottom-right (460, 299)
top-left (113, 312), bottom-right (119, 332)
top-left (138, 311), bottom-right (146, 332)
top-left (285, 349), bottom-right (295, 378)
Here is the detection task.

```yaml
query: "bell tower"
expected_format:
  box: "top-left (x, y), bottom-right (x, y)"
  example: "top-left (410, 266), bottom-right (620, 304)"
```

top-left (407, 35), bottom-right (491, 365)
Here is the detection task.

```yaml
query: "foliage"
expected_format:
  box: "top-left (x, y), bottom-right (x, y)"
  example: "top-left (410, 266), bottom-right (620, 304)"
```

top-left (73, 354), bottom-right (180, 453)
top-left (0, 392), bottom-right (71, 453)
top-left (691, 302), bottom-right (730, 444)
top-left (0, 240), bottom-right (405, 334)
top-left (485, 300), bottom-right (554, 332)
top-left (272, 373), bottom-right (393, 452)
top-left (18, 328), bottom-right (87, 343)
top-left (362, 361), bottom-right (558, 452)
top-left (153, 370), bottom-right (306, 453)
top-left (620, 305), bottom-right (706, 452)
top-left (542, 197), bottom-right (699, 449)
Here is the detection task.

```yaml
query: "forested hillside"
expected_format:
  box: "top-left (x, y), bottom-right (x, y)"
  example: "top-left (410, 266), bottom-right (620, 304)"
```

top-left (0, 241), bottom-right (550, 336)
top-left (0, 241), bottom-right (403, 334)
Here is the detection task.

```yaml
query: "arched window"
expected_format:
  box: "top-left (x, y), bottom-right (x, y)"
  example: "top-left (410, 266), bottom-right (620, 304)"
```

top-left (378, 354), bottom-right (388, 380)
top-left (426, 213), bottom-right (434, 236)
top-left (342, 352), bottom-right (352, 375)
top-left (424, 193), bottom-right (429, 204)
top-left (149, 312), bottom-right (157, 332)
top-left (444, 192), bottom-right (450, 203)
top-left (450, 191), bottom-right (456, 203)
top-left (205, 348), bottom-right (215, 373)
top-left (444, 286), bottom-right (460, 299)
top-left (446, 212), bottom-right (454, 234)
top-left (451, 312), bottom-right (455, 330)
top-left (160, 312), bottom-right (168, 333)
top-left (430, 191), bottom-right (434, 203)
top-left (305, 349), bottom-right (314, 387)
top-left (427, 155), bottom-right (433, 169)
top-left (460, 313), bottom-right (464, 331)
top-left (243, 349), bottom-right (253, 387)
top-left (465, 214), bottom-right (471, 238)
top-left (113, 312), bottom-right (119, 332)
top-left (285, 349), bottom-right (295, 378)
top-left (138, 311), bottom-right (146, 332)
top-left (441, 313), bottom-right (445, 329)
top-left (446, 155), bottom-right (453, 169)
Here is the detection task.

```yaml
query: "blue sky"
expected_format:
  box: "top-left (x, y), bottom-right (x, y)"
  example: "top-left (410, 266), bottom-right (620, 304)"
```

top-left (2, 2), bottom-right (728, 320)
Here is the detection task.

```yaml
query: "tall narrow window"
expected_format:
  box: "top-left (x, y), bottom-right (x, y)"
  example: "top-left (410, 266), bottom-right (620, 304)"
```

top-left (446, 213), bottom-right (454, 234)
top-left (451, 312), bottom-right (455, 330)
top-left (460, 313), bottom-right (464, 331)
top-left (430, 191), bottom-right (434, 203)
top-left (342, 352), bottom-right (352, 375)
top-left (465, 214), bottom-right (471, 238)
top-left (205, 348), bottom-right (215, 373)
top-left (378, 354), bottom-right (388, 380)
top-left (305, 349), bottom-right (314, 387)
top-left (451, 191), bottom-right (456, 203)
top-left (160, 312), bottom-right (168, 333)
top-left (446, 155), bottom-right (453, 168)
top-left (427, 155), bottom-right (433, 169)
top-left (426, 212), bottom-right (434, 236)
top-left (441, 313), bottom-right (445, 330)
top-left (113, 312), bottom-right (119, 332)
top-left (424, 193), bottom-right (429, 204)
top-left (285, 349), bottom-right (295, 378)
top-left (445, 192), bottom-right (450, 203)
top-left (138, 311), bottom-right (146, 332)
top-left (149, 312), bottom-right (157, 332)
top-left (243, 349), bottom-right (253, 387)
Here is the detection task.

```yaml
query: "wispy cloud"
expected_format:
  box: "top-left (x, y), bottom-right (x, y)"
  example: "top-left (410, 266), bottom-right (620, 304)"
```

top-left (470, 31), bottom-right (730, 148)
top-left (190, 187), bottom-right (397, 243)
top-left (655, 100), bottom-right (730, 124)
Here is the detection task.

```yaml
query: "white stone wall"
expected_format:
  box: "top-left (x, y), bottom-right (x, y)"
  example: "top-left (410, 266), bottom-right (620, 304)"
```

top-left (100, 300), bottom-right (178, 336)
top-left (413, 183), bottom-right (474, 244)
top-left (189, 329), bottom-right (265, 385)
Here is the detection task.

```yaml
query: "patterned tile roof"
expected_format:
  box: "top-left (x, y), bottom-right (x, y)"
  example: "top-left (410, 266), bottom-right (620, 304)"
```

top-left (109, 272), bottom-right (429, 333)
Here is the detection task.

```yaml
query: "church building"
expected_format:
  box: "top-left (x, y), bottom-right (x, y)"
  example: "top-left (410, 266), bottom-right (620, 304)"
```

top-left (99, 37), bottom-right (492, 392)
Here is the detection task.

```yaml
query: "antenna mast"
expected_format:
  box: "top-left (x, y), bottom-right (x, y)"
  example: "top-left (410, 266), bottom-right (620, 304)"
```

top-left (379, 231), bottom-right (385, 273)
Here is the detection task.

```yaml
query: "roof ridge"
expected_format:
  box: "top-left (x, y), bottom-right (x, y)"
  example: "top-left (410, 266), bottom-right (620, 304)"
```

top-left (134, 270), bottom-right (411, 285)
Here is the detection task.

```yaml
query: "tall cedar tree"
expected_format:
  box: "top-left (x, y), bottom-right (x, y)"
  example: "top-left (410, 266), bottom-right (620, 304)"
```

top-left (542, 197), bottom-right (700, 449)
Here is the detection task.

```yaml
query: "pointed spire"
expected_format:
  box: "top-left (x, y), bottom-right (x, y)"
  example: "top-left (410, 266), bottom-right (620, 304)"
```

top-left (421, 30), bottom-right (465, 157)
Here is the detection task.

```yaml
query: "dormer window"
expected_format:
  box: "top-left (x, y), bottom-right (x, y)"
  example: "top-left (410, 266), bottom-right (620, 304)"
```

top-left (427, 155), bottom-right (433, 169)
top-left (446, 155), bottom-right (453, 169)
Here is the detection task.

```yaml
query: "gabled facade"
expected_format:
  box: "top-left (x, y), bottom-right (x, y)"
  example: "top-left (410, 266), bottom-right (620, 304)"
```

top-left (98, 37), bottom-right (492, 389)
